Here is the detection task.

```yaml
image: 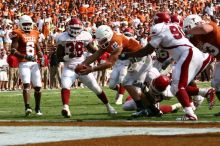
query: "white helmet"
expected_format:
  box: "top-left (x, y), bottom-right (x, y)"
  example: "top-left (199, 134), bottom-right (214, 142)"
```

top-left (19, 15), bottom-right (33, 32)
top-left (183, 14), bottom-right (202, 32)
top-left (95, 25), bottom-right (113, 49)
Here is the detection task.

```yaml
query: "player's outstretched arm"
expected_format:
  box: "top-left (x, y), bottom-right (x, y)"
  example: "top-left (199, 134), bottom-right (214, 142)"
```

top-left (86, 42), bottom-right (98, 54)
top-left (82, 49), bottom-right (105, 65)
top-left (120, 43), bottom-right (155, 60)
top-left (187, 24), bottom-right (214, 35)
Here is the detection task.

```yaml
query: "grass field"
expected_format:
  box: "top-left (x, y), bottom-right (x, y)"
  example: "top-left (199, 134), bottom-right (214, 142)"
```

top-left (0, 82), bottom-right (220, 121)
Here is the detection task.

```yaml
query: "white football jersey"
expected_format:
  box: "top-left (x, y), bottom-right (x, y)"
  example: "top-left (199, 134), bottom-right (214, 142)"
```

top-left (149, 22), bottom-right (196, 61)
top-left (56, 31), bottom-right (93, 66)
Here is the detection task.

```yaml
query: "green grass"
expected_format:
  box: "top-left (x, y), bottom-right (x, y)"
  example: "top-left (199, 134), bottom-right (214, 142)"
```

top-left (0, 82), bottom-right (220, 121)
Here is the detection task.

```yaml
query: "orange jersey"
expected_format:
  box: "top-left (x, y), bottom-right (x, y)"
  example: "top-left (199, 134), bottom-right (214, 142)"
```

top-left (106, 32), bottom-right (141, 53)
top-left (12, 29), bottom-right (40, 62)
top-left (190, 21), bottom-right (220, 61)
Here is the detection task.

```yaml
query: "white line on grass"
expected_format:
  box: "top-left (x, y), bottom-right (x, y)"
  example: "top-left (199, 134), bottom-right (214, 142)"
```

top-left (0, 126), bottom-right (220, 145)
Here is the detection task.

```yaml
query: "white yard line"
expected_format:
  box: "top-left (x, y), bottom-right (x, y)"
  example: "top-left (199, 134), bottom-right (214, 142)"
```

top-left (0, 126), bottom-right (220, 145)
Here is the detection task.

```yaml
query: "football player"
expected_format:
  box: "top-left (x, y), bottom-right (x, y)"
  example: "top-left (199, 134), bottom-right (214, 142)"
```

top-left (75, 25), bottom-right (158, 117)
top-left (183, 14), bottom-right (220, 116)
top-left (119, 12), bottom-right (213, 121)
top-left (11, 15), bottom-right (44, 116)
top-left (56, 17), bottom-right (117, 118)
top-left (171, 14), bottom-right (206, 110)
top-left (109, 27), bottom-right (135, 105)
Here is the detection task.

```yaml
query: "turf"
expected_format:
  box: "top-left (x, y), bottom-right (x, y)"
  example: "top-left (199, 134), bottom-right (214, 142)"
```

top-left (0, 82), bottom-right (219, 121)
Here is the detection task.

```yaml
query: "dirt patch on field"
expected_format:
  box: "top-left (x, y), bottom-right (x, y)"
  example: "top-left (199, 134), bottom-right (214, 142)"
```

top-left (1, 121), bottom-right (220, 146)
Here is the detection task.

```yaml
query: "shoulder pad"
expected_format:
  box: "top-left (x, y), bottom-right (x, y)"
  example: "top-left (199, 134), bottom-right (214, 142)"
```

top-left (56, 32), bottom-right (66, 45)
top-left (150, 23), bottom-right (166, 36)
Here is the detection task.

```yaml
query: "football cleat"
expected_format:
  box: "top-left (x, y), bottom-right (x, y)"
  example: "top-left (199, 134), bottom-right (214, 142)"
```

top-left (106, 104), bottom-right (117, 115)
top-left (61, 105), bottom-right (71, 118)
top-left (25, 107), bottom-right (32, 116)
top-left (176, 114), bottom-right (198, 121)
top-left (115, 94), bottom-right (124, 105)
top-left (131, 109), bottom-right (150, 118)
top-left (193, 95), bottom-right (205, 109)
top-left (171, 103), bottom-right (182, 113)
top-left (35, 109), bottom-right (43, 116)
top-left (205, 88), bottom-right (215, 110)
top-left (131, 107), bottom-right (163, 118)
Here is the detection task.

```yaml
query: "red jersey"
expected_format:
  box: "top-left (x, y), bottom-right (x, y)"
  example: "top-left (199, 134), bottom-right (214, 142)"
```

top-left (12, 28), bottom-right (40, 62)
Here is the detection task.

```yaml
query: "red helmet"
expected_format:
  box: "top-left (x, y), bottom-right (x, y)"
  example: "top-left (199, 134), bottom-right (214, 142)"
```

top-left (68, 18), bottom-right (83, 37)
top-left (123, 27), bottom-right (134, 37)
top-left (171, 15), bottom-right (183, 27)
top-left (153, 12), bottom-right (170, 24)
top-left (150, 75), bottom-right (170, 92)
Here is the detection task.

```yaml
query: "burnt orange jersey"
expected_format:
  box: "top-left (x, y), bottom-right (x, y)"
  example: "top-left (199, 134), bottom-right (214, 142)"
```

top-left (106, 32), bottom-right (141, 53)
top-left (12, 29), bottom-right (40, 62)
top-left (190, 21), bottom-right (220, 61)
